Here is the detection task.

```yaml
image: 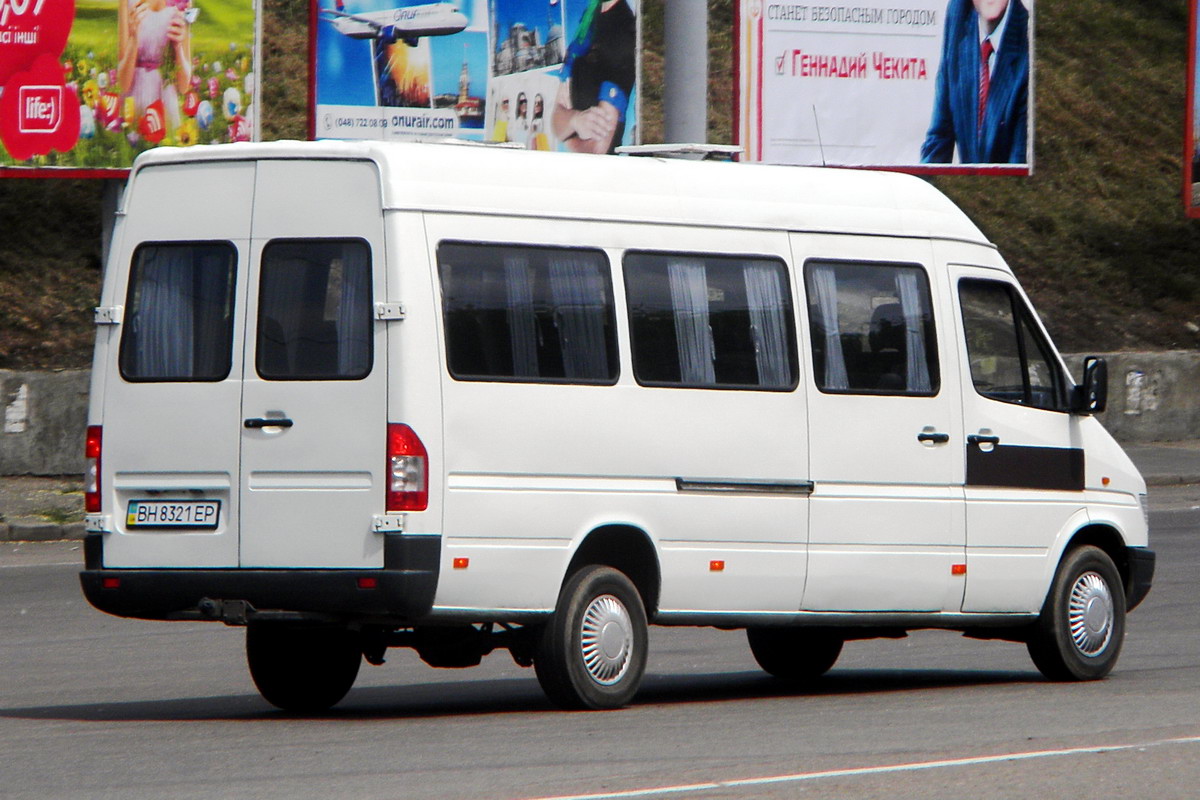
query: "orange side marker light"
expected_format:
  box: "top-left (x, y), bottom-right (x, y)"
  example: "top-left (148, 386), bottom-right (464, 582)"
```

top-left (453, 557), bottom-right (470, 570)
top-left (951, 564), bottom-right (967, 576)
top-left (710, 560), bottom-right (725, 572)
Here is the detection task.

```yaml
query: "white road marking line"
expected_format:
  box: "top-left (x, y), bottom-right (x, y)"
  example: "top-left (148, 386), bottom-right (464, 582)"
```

top-left (523, 735), bottom-right (1200, 800)
top-left (0, 561), bottom-right (81, 569)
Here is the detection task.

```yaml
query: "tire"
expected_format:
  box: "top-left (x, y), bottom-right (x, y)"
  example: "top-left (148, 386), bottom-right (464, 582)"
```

top-left (1026, 545), bottom-right (1126, 681)
top-left (246, 624), bottom-right (362, 712)
top-left (534, 565), bottom-right (649, 710)
top-left (746, 627), bottom-right (843, 683)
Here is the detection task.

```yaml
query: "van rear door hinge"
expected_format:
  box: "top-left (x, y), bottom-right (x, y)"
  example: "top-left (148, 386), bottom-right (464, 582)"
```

top-left (94, 306), bottom-right (124, 325)
top-left (374, 302), bottom-right (406, 321)
top-left (85, 514), bottom-right (112, 533)
top-left (372, 513), bottom-right (406, 533)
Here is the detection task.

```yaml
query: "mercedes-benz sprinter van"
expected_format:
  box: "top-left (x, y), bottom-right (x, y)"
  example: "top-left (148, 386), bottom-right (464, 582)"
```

top-left (81, 141), bottom-right (1154, 711)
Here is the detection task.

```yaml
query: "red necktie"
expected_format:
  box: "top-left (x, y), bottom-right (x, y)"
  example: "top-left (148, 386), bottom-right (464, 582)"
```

top-left (978, 38), bottom-right (994, 134)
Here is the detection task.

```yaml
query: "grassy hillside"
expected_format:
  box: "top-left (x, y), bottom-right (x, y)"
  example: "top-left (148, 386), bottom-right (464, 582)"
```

top-left (1, 0), bottom-right (1197, 368)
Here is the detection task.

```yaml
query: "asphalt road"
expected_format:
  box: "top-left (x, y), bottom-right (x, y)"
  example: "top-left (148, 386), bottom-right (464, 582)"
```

top-left (2, 488), bottom-right (1199, 800)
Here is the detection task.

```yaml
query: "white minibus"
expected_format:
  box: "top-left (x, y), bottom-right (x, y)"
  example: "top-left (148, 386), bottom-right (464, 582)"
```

top-left (81, 140), bottom-right (1154, 711)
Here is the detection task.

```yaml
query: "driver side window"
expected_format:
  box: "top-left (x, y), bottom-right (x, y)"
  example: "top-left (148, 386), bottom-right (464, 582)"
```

top-left (959, 278), bottom-right (1067, 411)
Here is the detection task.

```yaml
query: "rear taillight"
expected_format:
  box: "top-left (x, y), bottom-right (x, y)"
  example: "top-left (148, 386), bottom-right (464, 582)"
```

top-left (85, 425), bottom-right (102, 513)
top-left (387, 423), bottom-right (428, 511)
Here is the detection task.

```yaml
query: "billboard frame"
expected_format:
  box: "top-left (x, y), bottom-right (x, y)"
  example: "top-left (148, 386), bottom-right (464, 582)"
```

top-left (308, 0), bottom-right (641, 153)
top-left (0, 0), bottom-right (264, 179)
top-left (731, 0), bottom-right (1035, 174)
top-left (1185, 0), bottom-right (1199, 217)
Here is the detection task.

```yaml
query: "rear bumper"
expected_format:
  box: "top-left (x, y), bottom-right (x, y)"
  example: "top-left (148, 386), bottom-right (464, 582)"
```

top-left (1125, 546), bottom-right (1155, 612)
top-left (79, 533), bottom-right (440, 623)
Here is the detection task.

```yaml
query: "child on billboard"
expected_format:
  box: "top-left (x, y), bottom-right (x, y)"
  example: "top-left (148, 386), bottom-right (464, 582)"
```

top-left (118, 0), bottom-right (195, 139)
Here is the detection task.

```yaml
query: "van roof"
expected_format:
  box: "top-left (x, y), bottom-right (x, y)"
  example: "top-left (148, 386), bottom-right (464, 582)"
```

top-left (130, 140), bottom-right (992, 244)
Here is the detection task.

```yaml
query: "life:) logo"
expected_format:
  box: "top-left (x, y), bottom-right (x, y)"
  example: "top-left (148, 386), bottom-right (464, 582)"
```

top-left (0, 53), bottom-right (80, 159)
top-left (0, 0), bottom-right (47, 26)
top-left (17, 84), bottom-right (60, 132)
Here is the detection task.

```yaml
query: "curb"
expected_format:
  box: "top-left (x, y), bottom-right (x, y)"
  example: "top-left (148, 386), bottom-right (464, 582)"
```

top-left (1, 521), bottom-right (86, 542)
top-left (1146, 474), bottom-right (1200, 487)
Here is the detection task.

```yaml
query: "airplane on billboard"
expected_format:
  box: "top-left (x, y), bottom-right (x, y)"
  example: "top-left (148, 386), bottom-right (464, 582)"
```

top-left (321, 0), bottom-right (468, 47)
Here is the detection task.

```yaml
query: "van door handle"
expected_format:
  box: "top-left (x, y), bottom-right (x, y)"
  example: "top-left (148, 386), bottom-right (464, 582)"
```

top-left (917, 432), bottom-right (950, 444)
top-left (967, 434), bottom-right (1001, 446)
top-left (244, 417), bottom-right (294, 429)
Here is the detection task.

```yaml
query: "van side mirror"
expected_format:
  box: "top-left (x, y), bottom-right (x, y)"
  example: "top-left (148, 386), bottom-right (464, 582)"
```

top-left (1072, 356), bottom-right (1108, 415)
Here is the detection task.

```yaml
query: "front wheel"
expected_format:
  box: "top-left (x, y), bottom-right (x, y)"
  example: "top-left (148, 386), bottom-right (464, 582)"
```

top-left (747, 627), bottom-right (843, 683)
top-left (534, 565), bottom-right (648, 710)
top-left (246, 624), bottom-right (362, 712)
top-left (1026, 545), bottom-right (1126, 681)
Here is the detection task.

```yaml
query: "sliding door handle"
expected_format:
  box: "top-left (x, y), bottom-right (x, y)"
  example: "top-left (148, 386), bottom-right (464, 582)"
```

top-left (244, 417), bottom-right (294, 429)
top-left (917, 431), bottom-right (950, 444)
top-left (967, 434), bottom-right (1001, 446)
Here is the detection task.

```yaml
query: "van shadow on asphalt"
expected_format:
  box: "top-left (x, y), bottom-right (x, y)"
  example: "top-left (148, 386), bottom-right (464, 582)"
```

top-left (0, 668), bottom-right (1043, 723)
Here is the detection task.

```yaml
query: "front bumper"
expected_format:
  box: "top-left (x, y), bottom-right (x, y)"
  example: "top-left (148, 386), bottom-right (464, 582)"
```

top-left (79, 533), bottom-right (440, 623)
top-left (1126, 546), bottom-right (1155, 612)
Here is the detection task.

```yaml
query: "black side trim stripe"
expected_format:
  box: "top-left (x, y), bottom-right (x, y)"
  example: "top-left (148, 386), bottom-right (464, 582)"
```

top-left (675, 479), bottom-right (815, 496)
top-left (967, 444), bottom-right (1084, 491)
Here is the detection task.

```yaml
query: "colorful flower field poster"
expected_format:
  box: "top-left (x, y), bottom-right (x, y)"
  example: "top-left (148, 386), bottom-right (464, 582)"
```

top-left (0, 0), bottom-right (257, 172)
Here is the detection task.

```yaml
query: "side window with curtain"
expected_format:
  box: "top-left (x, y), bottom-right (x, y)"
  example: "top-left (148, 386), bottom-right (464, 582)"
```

top-left (438, 242), bottom-right (618, 384)
top-left (959, 278), bottom-right (1067, 411)
top-left (624, 252), bottom-right (798, 390)
top-left (256, 239), bottom-right (373, 381)
top-left (119, 242), bottom-right (237, 382)
top-left (804, 260), bottom-right (939, 396)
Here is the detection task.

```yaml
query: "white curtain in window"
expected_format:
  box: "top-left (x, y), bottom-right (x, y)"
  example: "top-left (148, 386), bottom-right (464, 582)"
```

top-left (504, 255), bottom-right (539, 377)
top-left (336, 245), bottom-right (371, 374)
top-left (743, 261), bottom-right (789, 387)
top-left (133, 247), bottom-right (195, 377)
top-left (667, 258), bottom-right (715, 385)
top-left (895, 270), bottom-right (932, 393)
top-left (549, 255), bottom-right (609, 380)
top-left (809, 264), bottom-right (849, 390)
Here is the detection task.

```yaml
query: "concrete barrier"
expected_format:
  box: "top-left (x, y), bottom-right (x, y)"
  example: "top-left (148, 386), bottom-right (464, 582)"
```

top-left (2, 353), bottom-right (1199, 476)
top-left (1062, 351), bottom-right (1200, 443)
top-left (1, 369), bottom-right (90, 476)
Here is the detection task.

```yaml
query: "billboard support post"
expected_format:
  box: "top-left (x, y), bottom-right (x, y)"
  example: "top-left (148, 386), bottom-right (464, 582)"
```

top-left (664, 0), bottom-right (708, 145)
top-left (100, 180), bottom-right (122, 267)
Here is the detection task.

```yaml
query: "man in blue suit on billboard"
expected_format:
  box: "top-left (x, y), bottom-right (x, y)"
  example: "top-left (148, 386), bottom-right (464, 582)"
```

top-left (920, 0), bottom-right (1029, 164)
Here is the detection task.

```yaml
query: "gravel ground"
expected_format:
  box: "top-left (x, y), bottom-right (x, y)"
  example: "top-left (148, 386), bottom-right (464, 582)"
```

top-left (0, 475), bottom-right (85, 540)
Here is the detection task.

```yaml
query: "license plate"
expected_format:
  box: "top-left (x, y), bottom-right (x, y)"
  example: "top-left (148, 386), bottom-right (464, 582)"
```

top-left (126, 499), bottom-right (220, 529)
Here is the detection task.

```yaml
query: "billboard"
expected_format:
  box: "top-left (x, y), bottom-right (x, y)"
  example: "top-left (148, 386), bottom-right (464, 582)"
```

top-left (0, 0), bottom-right (259, 175)
top-left (1186, 0), bottom-right (1200, 216)
top-left (312, 0), bottom-right (639, 154)
top-left (735, 0), bottom-right (1032, 173)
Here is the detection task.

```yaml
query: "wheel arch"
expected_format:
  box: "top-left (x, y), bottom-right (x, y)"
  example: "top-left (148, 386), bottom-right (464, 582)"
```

top-left (1061, 523), bottom-right (1133, 602)
top-left (564, 524), bottom-right (661, 619)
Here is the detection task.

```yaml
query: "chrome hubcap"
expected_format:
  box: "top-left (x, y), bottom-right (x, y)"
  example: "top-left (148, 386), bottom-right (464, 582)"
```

top-left (1068, 571), bottom-right (1114, 657)
top-left (579, 594), bottom-right (633, 685)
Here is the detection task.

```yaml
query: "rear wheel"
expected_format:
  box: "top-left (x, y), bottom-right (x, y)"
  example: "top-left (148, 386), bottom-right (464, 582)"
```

top-left (1026, 545), bottom-right (1126, 681)
top-left (246, 624), bottom-right (362, 712)
top-left (746, 627), bottom-right (843, 683)
top-left (534, 565), bottom-right (648, 710)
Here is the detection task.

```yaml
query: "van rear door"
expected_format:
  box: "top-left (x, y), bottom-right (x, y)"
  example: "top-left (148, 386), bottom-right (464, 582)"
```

top-left (238, 159), bottom-right (389, 568)
top-left (99, 157), bottom-right (388, 570)
top-left (99, 161), bottom-right (253, 568)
